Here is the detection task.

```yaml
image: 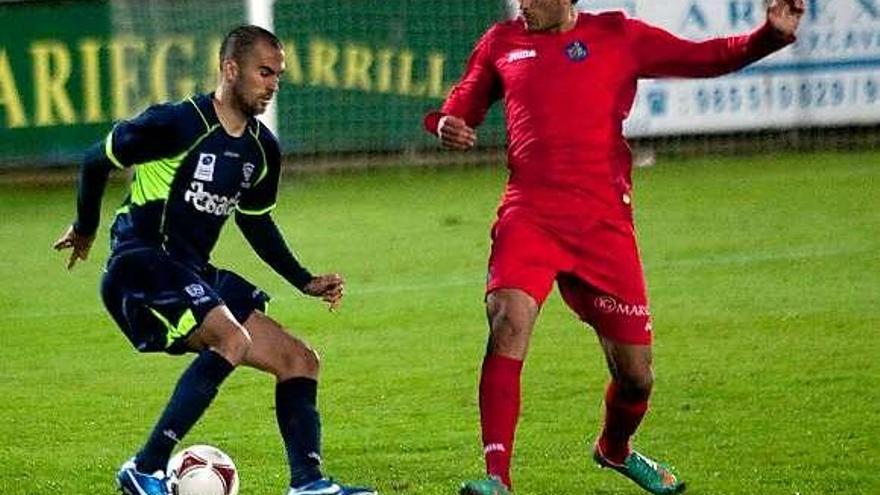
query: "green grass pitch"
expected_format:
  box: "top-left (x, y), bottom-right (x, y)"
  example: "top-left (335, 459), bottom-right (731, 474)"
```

top-left (0, 150), bottom-right (877, 494)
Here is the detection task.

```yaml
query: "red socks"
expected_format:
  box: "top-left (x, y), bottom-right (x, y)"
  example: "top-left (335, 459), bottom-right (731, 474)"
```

top-left (598, 380), bottom-right (649, 465)
top-left (479, 357), bottom-right (650, 485)
top-left (479, 354), bottom-right (524, 489)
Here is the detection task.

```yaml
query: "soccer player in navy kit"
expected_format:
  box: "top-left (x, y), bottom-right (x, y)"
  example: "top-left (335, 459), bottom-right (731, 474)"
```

top-left (54, 26), bottom-right (376, 495)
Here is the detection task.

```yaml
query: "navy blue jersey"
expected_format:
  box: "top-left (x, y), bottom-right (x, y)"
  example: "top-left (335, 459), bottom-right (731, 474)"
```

top-left (104, 93), bottom-right (281, 269)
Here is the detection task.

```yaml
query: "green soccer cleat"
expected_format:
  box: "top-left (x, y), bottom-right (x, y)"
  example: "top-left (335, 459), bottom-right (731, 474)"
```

top-left (593, 445), bottom-right (686, 495)
top-left (459, 477), bottom-right (510, 495)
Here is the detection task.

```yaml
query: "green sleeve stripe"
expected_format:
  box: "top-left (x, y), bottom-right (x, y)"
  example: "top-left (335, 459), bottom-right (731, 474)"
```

top-left (248, 127), bottom-right (269, 186)
top-left (237, 203), bottom-right (277, 215)
top-left (104, 130), bottom-right (125, 169)
top-left (188, 97), bottom-right (210, 131)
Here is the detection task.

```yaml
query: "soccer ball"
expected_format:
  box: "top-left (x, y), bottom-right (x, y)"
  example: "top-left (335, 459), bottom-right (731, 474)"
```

top-left (167, 445), bottom-right (239, 495)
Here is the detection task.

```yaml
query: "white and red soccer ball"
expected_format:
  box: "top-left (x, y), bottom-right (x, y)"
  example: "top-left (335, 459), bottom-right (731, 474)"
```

top-left (167, 445), bottom-right (239, 495)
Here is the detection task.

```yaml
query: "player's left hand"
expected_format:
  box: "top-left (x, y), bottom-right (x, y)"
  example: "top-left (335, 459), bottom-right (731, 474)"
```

top-left (53, 224), bottom-right (95, 270)
top-left (767, 0), bottom-right (805, 39)
top-left (303, 273), bottom-right (345, 311)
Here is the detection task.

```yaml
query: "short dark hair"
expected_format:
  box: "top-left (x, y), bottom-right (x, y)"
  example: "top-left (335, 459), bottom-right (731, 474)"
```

top-left (219, 25), bottom-right (283, 65)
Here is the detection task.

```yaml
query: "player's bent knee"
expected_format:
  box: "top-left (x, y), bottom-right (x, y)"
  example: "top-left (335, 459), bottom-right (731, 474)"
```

top-left (490, 311), bottom-right (528, 340)
top-left (487, 314), bottom-right (534, 359)
top-left (268, 336), bottom-right (321, 380)
top-left (487, 289), bottom-right (538, 332)
top-left (615, 369), bottom-right (654, 399)
top-left (291, 340), bottom-right (320, 377)
top-left (488, 304), bottom-right (533, 341)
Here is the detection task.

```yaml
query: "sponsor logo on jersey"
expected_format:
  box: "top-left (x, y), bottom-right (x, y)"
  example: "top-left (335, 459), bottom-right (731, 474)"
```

top-left (223, 150), bottom-right (240, 158)
top-left (565, 40), bottom-right (589, 62)
top-left (507, 48), bottom-right (537, 62)
top-left (183, 181), bottom-right (240, 216)
top-left (194, 153), bottom-right (216, 181)
top-left (241, 162), bottom-right (255, 188)
top-left (594, 295), bottom-right (650, 317)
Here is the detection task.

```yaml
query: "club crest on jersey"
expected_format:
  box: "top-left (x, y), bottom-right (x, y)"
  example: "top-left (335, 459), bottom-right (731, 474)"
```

top-left (507, 48), bottom-right (537, 63)
top-left (194, 153), bottom-right (216, 182)
top-left (241, 162), bottom-right (255, 188)
top-left (184, 283), bottom-right (205, 298)
top-left (565, 40), bottom-right (589, 62)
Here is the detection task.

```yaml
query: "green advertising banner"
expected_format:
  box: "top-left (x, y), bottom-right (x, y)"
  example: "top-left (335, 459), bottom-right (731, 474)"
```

top-left (0, 0), bottom-right (506, 165)
top-left (273, 0), bottom-right (508, 154)
top-left (0, 0), bottom-right (245, 164)
top-left (0, 0), bottom-right (111, 162)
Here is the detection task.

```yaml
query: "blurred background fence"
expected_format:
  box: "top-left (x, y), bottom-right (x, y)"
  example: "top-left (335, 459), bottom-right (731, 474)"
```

top-left (1, 0), bottom-right (878, 168)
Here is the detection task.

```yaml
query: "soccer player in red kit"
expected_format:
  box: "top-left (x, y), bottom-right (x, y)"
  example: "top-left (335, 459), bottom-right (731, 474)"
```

top-left (423, 1), bottom-right (804, 494)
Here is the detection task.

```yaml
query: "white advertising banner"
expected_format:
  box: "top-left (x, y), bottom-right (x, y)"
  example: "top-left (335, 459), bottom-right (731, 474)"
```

top-left (579, 0), bottom-right (880, 135)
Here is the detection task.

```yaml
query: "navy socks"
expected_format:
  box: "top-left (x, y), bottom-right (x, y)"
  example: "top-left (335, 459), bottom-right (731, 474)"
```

top-left (136, 349), bottom-right (234, 473)
top-left (131, 351), bottom-right (323, 488)
top-left (276, 377), bottom-right (323, 487)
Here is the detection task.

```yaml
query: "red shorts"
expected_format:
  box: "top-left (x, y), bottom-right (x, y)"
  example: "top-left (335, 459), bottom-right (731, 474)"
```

top-left (486, 207), bottom-right (652, 345)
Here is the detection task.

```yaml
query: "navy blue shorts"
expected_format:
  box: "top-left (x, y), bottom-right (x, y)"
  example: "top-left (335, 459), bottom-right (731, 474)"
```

top-left (101, 246), bottom-right (270, 354)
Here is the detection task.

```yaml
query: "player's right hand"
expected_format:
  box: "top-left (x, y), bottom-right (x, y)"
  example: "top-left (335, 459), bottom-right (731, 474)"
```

top-left (53, 224), bottom-right (95, 270)
top-left (438, 115), bottom-right (477, 150)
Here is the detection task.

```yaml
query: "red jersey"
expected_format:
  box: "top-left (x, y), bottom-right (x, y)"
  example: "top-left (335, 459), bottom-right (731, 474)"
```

top-left (426, 12), bottom-right (793, 222)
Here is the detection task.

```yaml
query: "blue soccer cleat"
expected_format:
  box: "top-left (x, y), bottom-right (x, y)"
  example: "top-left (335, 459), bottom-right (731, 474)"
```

top-left (286, 477), bottom-right (377, 495)
top-left (116, 458), bottom-right (170, 495)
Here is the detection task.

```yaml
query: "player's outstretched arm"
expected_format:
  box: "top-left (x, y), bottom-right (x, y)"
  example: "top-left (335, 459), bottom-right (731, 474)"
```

top-left (632, 0), bottom-right (802, 80)
top-left (53, 141), bottom-right (115, 270)
top-left (236, 212), bottom-right (342, 311)
top-left (767, 0), bottom-right (805, 39)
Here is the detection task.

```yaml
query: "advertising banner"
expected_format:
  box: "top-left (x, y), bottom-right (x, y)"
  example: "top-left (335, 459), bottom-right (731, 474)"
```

top-left (0, 0), bottom-right (876, 163)
top-left (0, 0), bottom-right (244, 163)
top-left (272, 0), bottom-right (507, 153)
top-left (0, 0), bottom-right (504, 162)
top-left (0, 0), bottom-right (111, 161)
top-left (615, 0), bottom-right (880, 135)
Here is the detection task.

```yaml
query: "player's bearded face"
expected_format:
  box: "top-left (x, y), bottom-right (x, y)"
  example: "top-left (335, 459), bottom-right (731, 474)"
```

top-left (232, 42), bottom-right (284, 116)
top-left (232, 74), bottom-right (264, 116)
top-left (520, 0), bottom-right (571, 31)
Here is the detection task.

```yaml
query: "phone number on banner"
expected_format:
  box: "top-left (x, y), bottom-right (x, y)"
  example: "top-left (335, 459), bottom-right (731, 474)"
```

top-left (689, 75), bottom-right (880, 114)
